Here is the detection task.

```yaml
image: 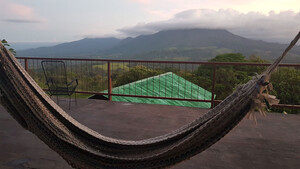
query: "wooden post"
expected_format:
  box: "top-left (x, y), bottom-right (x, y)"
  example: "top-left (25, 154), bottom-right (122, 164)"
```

top-left (107, 61), bottom-right (112, 101)
top-left (24, 58), bottom-right (28, 72)
top-left (211, 64), bottom-right (216, 108)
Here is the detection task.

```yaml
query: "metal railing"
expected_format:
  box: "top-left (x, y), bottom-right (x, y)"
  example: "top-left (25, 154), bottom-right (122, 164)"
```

top-left (16, 57), bottom-right (300, 111)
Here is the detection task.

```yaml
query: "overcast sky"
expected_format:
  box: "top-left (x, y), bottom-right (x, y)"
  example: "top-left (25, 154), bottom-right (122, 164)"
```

top-left (0, 0), bottom-right (299, 43)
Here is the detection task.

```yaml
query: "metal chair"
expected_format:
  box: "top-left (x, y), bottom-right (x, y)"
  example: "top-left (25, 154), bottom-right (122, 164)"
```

top-left (41, 60), bottom-right (78, 109)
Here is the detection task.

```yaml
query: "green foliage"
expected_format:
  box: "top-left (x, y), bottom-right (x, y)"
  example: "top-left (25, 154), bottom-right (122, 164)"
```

top-left (196, 53), bottom-right (269, 100)
top-left (79, 75), bottom-right (107, 91)
top-left (1, 39), bottom-right (16, 55)
top-left (1, 39), bottom-right (8, 45)
top-left (209, 53), bottom-right (247, 62)
top-left (93, 63), bottom-right (129, 71)
top-left (29, 70), bottom-right (48, 89)
top-left (270, 68), bottom-right (300, 114)
top-left (193, 53), bottom-right (300, 114)
top-left (214, 68), bottom-right (248, 99)
top-left (114, 65), bottom-right (163, 87)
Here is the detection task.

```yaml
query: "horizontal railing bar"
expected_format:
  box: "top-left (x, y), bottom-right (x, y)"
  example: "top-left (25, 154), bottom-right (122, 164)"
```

top-left (75, 91), bottom-right (212, 102)
top-left (16, 57), bottom-right (300, 67)
top-left (75, 91), bottom-right (108, 95)
top-left (110, 93), bottom-right (212, 102)
top-left (74, 91), bottom-right (300, 108)
top-left (50, 90), bottom-right (212, 102)
top-left (271, 104), bottom-right (300, 109)
top-left (214, 100), bottom-right (300, 109)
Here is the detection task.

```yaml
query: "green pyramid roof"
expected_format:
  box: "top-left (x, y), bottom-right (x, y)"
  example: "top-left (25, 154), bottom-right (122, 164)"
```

top-left (105, 72), bottom-right (215, 108)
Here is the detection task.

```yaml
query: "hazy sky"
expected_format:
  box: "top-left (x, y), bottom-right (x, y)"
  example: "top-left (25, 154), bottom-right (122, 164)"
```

top-left (1, 0), bottom-right (299, 43)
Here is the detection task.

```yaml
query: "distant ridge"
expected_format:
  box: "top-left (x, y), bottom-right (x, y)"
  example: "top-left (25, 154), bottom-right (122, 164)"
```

top-left (17, 29), bottom-right (300, 62)
top-left (10, 42), bottom-right (59, 50)
top-left (18, 38), bottom-right (121, 57)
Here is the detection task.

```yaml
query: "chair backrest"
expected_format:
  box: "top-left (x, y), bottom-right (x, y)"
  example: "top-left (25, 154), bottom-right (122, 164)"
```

top-left (41, 61), bottom-right (68, 88)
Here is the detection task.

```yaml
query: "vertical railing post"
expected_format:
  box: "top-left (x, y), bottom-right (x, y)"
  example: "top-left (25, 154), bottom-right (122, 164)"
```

top-left (24, 58), bottom-right (28, 72)
top-left (211, 64), bottom-right (216, 108)
top-left (107, 61), bottom-right (112, 101)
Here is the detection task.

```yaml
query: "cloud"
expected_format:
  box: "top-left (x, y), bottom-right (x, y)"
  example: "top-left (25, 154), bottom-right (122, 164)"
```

top-left (127, 0), bottom-right (300, 18)
top-left (127, 0), bottom-right (152, 4)
top-left (118, 9), bottom-right (300, 43)
top-left (2, 19), bottom-right (43, 23)
top-left (0, 0), bottom-right (45, 24)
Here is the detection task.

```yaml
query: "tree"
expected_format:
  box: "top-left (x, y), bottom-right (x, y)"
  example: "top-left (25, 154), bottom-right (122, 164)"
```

top-left (196, 53), bottom-right (269, 100)
top-left (270, 67), bottom-right (300, 114)
top-left (1, 39), bottom-right (16, 55)
top-left (209, 53), bottom-right (247, 62)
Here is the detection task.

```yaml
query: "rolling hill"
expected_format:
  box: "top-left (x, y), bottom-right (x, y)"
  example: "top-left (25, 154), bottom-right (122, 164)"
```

top-left (17, 29), bottom-right (300, 62)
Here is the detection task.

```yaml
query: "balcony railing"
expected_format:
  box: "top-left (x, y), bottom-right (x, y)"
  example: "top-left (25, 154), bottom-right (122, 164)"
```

top-left (16, 57), bottom-right (300, 112)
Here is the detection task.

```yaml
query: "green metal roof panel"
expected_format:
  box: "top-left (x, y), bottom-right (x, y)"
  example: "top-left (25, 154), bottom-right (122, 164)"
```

top-left (105, 72), bottom-right (215, 108)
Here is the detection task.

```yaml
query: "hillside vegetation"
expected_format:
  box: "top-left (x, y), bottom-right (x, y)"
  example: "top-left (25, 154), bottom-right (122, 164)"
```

top-left (17, 29), bottom-right (300, 63)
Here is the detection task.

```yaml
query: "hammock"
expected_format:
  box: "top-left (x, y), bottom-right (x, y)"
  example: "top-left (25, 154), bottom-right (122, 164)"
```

top-left (0, 32), bottom-right (299, 169)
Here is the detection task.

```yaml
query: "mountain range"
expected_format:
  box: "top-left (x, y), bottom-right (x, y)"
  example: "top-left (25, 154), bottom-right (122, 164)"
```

top-left (17, 29), bottom-right (300, 62)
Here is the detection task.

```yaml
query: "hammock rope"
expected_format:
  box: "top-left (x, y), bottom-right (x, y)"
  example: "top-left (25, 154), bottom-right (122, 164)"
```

top-left (0, 32), bottom-right (299, 169)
